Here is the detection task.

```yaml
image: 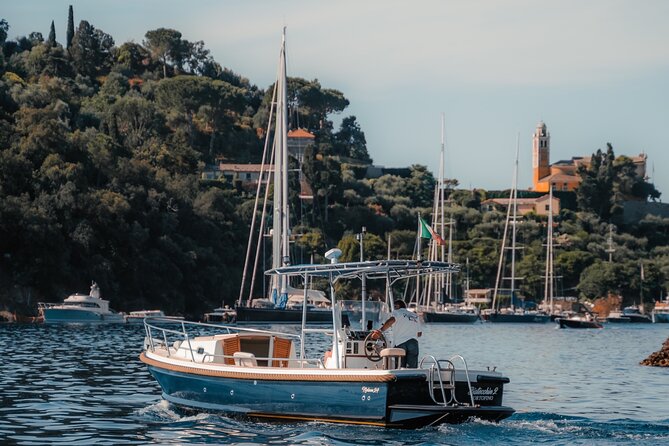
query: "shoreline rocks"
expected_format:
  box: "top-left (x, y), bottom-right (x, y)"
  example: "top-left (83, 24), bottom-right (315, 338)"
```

top-left (641, 337), bottom-right (669, 367)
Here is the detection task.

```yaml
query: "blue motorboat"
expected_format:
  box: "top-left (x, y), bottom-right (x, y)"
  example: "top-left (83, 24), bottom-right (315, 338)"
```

top-left (141, 259), bottom-right (514, 428)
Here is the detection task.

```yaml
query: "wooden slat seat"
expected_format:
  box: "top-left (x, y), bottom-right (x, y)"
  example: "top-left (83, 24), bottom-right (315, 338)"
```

top-left (272, 337), bottom-right (292, 367)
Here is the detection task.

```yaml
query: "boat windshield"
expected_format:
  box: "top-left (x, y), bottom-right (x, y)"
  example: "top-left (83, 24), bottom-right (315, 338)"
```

top-left (65, 302), bottom-right (100, 308)
top-left (339, 300), bottom-right (389, 330)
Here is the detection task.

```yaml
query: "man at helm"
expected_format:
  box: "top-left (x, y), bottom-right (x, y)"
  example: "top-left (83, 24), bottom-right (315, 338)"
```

top-left (372, 299), bottom-right (422, 368)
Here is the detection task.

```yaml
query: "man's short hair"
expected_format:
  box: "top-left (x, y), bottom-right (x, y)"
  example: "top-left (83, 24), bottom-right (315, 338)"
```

top-left (394, 299), bottom-right (406, 309)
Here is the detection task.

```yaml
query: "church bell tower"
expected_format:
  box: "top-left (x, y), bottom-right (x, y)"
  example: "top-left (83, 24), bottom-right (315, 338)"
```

top-left (532, 121), bottom-right (550, 191)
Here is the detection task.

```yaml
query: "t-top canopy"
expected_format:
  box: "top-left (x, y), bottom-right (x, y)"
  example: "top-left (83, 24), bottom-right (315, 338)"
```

top-left (265, 260), bottom-right (460, 284)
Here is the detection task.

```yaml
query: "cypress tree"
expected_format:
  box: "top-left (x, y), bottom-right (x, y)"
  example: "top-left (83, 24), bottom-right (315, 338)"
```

top-left (66, 5), bottom-right (74, 49)
top-left (48, 20), bottom-right (56, 46)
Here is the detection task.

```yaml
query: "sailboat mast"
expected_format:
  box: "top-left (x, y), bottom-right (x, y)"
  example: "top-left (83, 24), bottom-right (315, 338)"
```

top-left (279, 29), bottom-right (290, 273)
top-left (509, 136), bottom-right (520, 310)
top-left (544, 186), bottom-right (555, 314)
top-left (271, 28), bottom-right (290, 304)
top-left (491, 138), bottom-right (516, 313)
top-left (439, 115), bottom-right (447, 300)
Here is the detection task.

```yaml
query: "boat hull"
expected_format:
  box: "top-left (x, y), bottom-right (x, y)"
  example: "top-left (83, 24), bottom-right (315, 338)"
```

top-left (235, 306), bottom-right (332, 325)
top-left (485, 313), bottom-right (550, 323)
top-left (143, 357), bottom-right (513, 428)
top-left (606, 316), bottom-right (631, 323)
top-left (422, 312), bottom-right (479, 323)
top-left (556, 318), bottom-right (602, 329)
top-left (42, 308), bottom-right (124, 323)
top-left (653, 313), bottom-right (669, 323)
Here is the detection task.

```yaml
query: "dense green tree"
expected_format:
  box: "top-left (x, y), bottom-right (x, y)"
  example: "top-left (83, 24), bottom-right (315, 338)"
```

top-left (69, 20), bottom-right (114, 78)
top-left (577, 144), bottom-right (660, 221)
top-left (48, 20), bottom-right (56, 46)
top-left (555, 249), bottom-right (596, 293)
top-left (113, 42), bottom-right (151, 76)
top-left (406, 165), bottom-right (436, 208)
top-left (66, 6), bottom-right (74, 49)
top-left (28, 32), bottom-right (44, 46)
top-left (337, 232), bottom-right (386, 262)
top-left (0, 19), bottom-right (9, 46)
top-left (334, 116), bottom-right (370, 162)
top-left (144, 28), bottom-right (182, 78)
top-left (303, 149), bottom-right (343, 226)
top-left (108, 95), bottom-right (163, 148)
top-left (289, 78), bottom-right (349, 130)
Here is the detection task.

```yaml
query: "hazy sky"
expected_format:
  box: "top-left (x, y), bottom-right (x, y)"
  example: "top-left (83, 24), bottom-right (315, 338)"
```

top-left (4, 1), bottom-right (669, 196)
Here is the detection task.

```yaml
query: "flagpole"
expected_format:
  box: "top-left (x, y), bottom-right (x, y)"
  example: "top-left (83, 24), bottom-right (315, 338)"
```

top-left (417, 213), bottom-right (422, 262)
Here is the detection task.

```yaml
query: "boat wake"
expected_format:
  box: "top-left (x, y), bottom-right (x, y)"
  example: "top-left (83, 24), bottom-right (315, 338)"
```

top-left (455, 412), bottom-right (669, 445)
top-left (128, 404), bottom-right (669, 445)
top-left (135, 400), bottom-right (211, 424)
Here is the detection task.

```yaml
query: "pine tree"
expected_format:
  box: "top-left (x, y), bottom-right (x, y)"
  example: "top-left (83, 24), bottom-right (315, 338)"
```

top-left (48, 20), bottom-right (56, 46)
top-left (66, 5), bottom-right (74, 49)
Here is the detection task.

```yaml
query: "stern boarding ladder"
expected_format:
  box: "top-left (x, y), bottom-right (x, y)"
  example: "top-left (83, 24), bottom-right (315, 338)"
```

top-left (419, 355), bottom-right (476, 407)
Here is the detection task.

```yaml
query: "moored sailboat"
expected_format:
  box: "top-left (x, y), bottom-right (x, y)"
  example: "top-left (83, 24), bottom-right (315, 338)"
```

top-left (232, 29), bottom-right (332, 325)
top-left (486, 140), bottom-right (548, 323)
top-left (420, 115), bottom-right (478, 324)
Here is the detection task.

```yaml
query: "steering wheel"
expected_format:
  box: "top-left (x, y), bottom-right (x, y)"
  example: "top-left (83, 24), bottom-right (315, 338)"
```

top-left (363, 331), bottom-right (387, 362)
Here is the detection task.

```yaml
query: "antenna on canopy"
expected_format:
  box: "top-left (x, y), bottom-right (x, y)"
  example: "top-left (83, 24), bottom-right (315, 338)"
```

top-left (325, 248), bottom-right (342, 264)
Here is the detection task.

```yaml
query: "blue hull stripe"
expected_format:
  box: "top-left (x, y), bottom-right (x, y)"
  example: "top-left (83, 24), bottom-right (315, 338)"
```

top-left (149, 365), bottom-right (389, 421)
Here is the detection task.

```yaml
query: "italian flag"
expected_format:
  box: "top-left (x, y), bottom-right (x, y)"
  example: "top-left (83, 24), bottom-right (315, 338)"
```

top-left (419, 217), bottom-right (446, 246)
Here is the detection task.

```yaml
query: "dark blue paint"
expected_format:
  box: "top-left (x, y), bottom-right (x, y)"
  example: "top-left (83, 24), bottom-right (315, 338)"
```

top-left (149, 365), bottom-right (388, 421)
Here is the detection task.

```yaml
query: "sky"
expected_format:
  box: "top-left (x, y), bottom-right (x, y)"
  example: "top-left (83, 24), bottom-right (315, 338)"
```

top-left (3, 1), bottom-right (669, 196)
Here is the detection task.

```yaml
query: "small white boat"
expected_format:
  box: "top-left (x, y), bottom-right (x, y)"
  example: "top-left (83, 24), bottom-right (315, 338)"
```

top-left (38, 282), bottom-right (124, 324)
top-left (125, 310), bottom-right (184, 324)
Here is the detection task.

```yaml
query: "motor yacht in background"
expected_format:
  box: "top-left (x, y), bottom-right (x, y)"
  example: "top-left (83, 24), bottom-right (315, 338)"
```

top-left (606, 308), bottom-right (631, 323)
top-left (203, 306), bottom-right (237, 323)
top-left (38, 282), bottom-right (124, 323)
top-left (618, 305), bottom-right (652, 323)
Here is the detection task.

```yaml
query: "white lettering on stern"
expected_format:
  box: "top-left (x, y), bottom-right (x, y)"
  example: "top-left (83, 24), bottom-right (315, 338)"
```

top-left (469, 386), bottom-right (499, 401)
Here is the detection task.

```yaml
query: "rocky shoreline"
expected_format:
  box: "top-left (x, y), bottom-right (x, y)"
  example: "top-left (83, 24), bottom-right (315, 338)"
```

top-left (640, 337), bottom-right (669, 367)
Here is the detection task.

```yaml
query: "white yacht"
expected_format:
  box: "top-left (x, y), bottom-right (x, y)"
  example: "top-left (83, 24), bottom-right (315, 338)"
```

top-left (38, 282), bottom-right (124, 323)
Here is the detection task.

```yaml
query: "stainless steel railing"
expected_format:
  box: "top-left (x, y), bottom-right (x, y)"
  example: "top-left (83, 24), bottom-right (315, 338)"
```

top-left (143, 317), bottom-right (304, 364)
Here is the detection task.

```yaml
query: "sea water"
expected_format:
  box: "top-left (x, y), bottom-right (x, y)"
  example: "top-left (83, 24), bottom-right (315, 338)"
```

top-left (0, 322), bottom-right (667, 445)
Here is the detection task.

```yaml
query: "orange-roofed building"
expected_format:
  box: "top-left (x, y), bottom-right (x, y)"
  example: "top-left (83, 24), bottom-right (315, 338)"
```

top-left (531, 121), bottom-right (647, 192)
top-left (287, 128), bottom-right (315, 163)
